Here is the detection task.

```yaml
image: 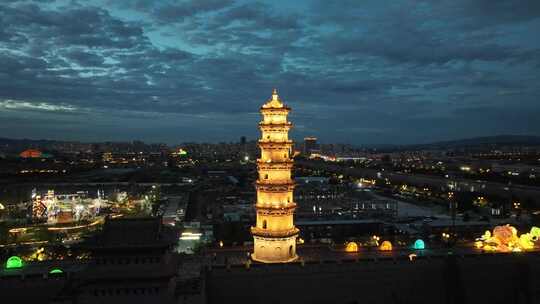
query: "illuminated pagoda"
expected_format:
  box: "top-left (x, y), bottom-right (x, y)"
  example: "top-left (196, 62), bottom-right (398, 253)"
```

top-left (251, 89), bottom-right (298, 263)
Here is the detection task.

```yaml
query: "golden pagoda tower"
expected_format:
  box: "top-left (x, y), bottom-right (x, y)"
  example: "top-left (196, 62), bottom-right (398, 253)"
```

top-left (251, 89), bottom-right (299, 263)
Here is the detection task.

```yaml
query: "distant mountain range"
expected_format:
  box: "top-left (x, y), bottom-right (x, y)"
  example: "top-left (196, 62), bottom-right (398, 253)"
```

top-left (0, 137), bottom-right (82, 154)
top-left (0, 137), bottom-right (143, 154)
top-left (363, 135), bottom-right (540, 151)
top-left (0, 137), bottom-right (65, 146)
top-left (412, 135), bottom-right (540, 149)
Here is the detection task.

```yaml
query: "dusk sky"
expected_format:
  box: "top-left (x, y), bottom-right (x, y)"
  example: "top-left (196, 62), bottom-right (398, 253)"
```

top-left (1, 0), bottom-right (539, 145)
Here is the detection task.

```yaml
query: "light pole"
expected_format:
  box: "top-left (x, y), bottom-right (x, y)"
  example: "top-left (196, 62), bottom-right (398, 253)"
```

top-left (449, 181), bottom-right (457, 248)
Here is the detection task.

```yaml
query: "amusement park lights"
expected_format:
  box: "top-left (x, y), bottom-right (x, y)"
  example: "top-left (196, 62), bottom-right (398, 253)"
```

top-left (8, 227), bottom-right (27, 233)
top-left (47, 218), bottom-right (103, 231)
top-left (31, 189), bottom-right (108, 224)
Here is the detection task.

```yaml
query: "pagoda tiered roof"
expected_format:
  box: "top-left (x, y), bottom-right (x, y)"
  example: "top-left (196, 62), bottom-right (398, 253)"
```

top-left (260, 89), bottom-right (290, 110)
top-left (251, 227), bottom-right (299, 238)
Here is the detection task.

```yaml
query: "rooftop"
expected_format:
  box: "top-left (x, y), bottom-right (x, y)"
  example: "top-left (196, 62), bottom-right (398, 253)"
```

top-left (261, 89), bottom-right (287, 109)
top-left (79, 216), bottom-right (177, 249)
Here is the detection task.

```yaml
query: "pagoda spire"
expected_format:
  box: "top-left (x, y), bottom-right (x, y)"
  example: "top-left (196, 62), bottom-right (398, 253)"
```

top-left (263, 88), bottom-right (284, 108)
top-left (272, 88), bottom-right (278, 100)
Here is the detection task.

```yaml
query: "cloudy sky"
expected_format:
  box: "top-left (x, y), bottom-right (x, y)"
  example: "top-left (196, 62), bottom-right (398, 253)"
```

top-left (1, 0), bottom-right (539, 145)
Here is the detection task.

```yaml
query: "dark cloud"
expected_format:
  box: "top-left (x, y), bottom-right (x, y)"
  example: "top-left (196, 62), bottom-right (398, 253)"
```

top-left (213, 3), bottom-right (300, 30)
top-left (63, 49), bottom-right (106, 66)
top-left (0, 0), bottom-right (539, 144)
top-left (451, 0), bottom-right (540, 29)
top-left (153, 0), bottom-right (233, 23)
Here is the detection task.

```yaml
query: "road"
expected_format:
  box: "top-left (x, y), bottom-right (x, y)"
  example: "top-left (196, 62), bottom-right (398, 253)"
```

top-left (298, 161), bottom-right (540, 206)
top-left (368, 191), bottom-right (449, 218)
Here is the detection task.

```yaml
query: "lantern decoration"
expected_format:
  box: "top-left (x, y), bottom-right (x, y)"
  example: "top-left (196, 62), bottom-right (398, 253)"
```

top-left (475, 225), bottom-right (540, 252)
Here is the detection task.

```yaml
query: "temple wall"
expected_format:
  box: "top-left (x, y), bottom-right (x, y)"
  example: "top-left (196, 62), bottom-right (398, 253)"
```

top-left (207, 253), bottom-right (540, 304)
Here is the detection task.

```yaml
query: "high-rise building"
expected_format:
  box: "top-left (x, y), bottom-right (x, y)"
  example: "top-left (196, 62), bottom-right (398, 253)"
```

top-left (304, 137), bottom-right (318, 155)
top-left (251, 89), bottom-right (298, 263)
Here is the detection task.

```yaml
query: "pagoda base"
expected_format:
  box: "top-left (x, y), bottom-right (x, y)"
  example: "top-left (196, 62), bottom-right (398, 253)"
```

top-left (251, 254), bottom-right (298, 264)
top-left (252, 235), bottom-right (298, 263)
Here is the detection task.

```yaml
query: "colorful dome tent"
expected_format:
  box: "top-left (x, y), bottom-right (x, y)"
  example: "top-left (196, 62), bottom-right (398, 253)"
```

top-left (5, 256), bottom-right (23, 269)
top-left (379, 241), bottom-right (392, 251)
top-left (345, 242), bottom-right (359, 252)
top-left (413, 239), bottom-right (425, 250)
top-left (49, 268), bottom-right (64, 274)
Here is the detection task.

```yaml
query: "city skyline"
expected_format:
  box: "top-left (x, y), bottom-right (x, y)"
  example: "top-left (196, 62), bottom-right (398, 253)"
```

top-left (1, 0), bottom-right (539, 145)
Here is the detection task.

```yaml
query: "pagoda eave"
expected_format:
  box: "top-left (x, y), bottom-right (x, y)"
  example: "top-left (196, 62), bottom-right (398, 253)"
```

top-left (255, 203), bottom-right (297, 211)
top-left (256, 180), bottom-right (295, 187)
top-left (259, 122), bottom-right (292, 128)
top-left (258, 141), bottom-right (293, 149)
top-left (251, 227), bottom-right (299, 238)
top-left (256, 159), bottom-right (293, 165)
top-left (256, 185), bottom-right (295, 193)
top-left (257, 162), bottom-right (293, 170)
top-left (260, 105), bottom-right (291, 112)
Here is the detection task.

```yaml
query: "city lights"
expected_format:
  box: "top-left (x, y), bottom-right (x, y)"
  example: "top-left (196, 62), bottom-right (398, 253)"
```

top-left (180, 232), bottom-right (202, 240)
top-left (372, 235), bottom-right (380, 246)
